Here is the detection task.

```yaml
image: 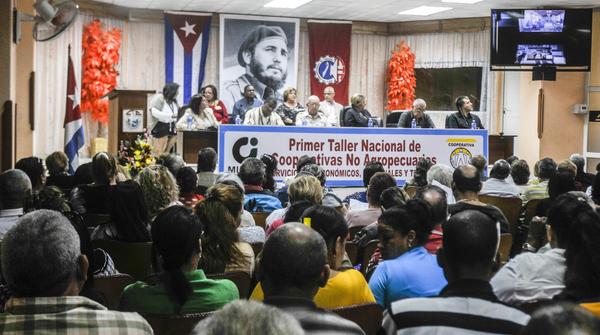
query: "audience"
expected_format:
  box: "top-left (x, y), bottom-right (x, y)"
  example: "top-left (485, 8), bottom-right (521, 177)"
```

top-left (414, 185), bottom-right (448, 254)
top-left (300, 163), bottom-right (344, 209)
top-left (15, 156), bottom-right (46, 192)
top-left (191, 300), bottom-right (304, 335)
top-left (510, 159), bottom-right (531, 193)
top-left (136, 164), bottom-right (180, 218)
top-left (195, 183), bottom-right (255, 275)
top-left (406, 157), bottom-right (433, 187)
top-left (571, 153), bottom-right (595, 192)
top-left (535, 169), bottom-right (577, 217)
top-left (523, 157), bottom-right (556, 201)
top-left (176, 166), bottom-right (205, 208)
top-left (470, 154), bottom-right (488, 181)
top-left (480, 159), bottom-right (521, 198)
top-left (0, 210), bottom-right (153, 333)
top-left (522, 303), bottom-right (600, 334)
top-left (276, 154), bottom-right (317, 205)
top-left (346, 172), bottom-right (396, 228)
top-left (156, 152), bottom-right (185, 178)
top-left (369, 200), bottom-right (447, 308)
top-left (382, 209), bottom-right (530, 334)
top-left (259, 223), bottom-right (364, 334)
top-left (196, 147), bottom-right (218, 195)
top-left (266, 175), bottom-right (323, 233)
top-left (426, 163), bottom-right (455, 203)
top-left (121, 206), bottom-right (238, 314)
top-left (343, 161), bottom-right (385, 207)
top-left (239, 157), bottom-right (283, 212)
top-left (260, 153), bottom-right (278, 193)
top-left (45, 151), bottom-right (75, 191)
top-left (70, 152), bottom-right (118, 214)
top-left (0, 169), bottom-right (32, 239)
top-left (592, 173), bottom-right (600, 205)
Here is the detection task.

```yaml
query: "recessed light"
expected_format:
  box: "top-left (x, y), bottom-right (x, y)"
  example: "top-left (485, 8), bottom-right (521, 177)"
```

top-left (264, 0), bottom-right (312, 9)
top-left (398, 6), bottom-right (453, 16)
top-left (442, 0), bottom-right (482, 4)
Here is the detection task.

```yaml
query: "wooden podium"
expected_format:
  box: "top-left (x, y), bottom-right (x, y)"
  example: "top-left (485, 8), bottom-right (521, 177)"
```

top-left (489, 135), bottom-right (516, 163)
top-left (107, 89), bottom-right (155, 155)
top-left (180, 130), bottom-right (218, 163)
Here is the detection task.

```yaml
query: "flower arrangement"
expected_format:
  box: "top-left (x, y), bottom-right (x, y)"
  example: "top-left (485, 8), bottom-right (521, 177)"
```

top-left (386, 41), bottom-right (416, 111)
top-left (118, 134), bottom-right (155, 176)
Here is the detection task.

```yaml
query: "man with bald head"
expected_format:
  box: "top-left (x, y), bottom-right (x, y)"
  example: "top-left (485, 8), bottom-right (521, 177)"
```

top-left (319, 86), bottom-right (343, 127)
top-left (295, 96), bottom-right (330, 127)
top-left (449, 164), bottom-right (510, 233)
top-left (0, 169), bottom-right (32, 240)
top-left (260, 222), bottom-right (364, 334)
top-left (398, 98), bottom-right (435, 128)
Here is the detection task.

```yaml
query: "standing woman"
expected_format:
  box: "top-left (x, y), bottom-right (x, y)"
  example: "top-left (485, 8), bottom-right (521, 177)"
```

top-left (274, 87), bottom-right (305, 125)
top-left (176, 94), bottom-right (219, 130)
top-left (202, 85), bottom-right (228, 124)
top-left (150, 83), bottom-right (179, 155)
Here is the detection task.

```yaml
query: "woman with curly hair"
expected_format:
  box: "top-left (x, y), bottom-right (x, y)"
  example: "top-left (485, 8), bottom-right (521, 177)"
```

top-left (136, 165), bottom-right (180, 218)
top-left (274, 87), bottom-right (305, 126)
top-left (201, 85), bottom-right (228, 124)
top-left (195, 183), bottom-right (254, 275)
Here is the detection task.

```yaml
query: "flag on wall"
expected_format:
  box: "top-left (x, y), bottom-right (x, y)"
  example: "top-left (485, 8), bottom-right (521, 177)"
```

top-left (164, 12), bottom-right (212, 106)
top-left (64, 51), bottom-right (84, 175)
top-left (308, 21), bottom-right (352, 105)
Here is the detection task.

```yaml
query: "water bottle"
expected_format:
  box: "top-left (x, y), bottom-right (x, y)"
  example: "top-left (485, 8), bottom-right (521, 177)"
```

top-left (186, 115), bottom-right (193, 130)
top-left (411, 118), bottom-right (417, 128)
top-left (367, 118), bottom-right (374, 128)
top-left (471, 119), bottom-right (477, 129)
top-left (235, 115), bottom-right (241, 125)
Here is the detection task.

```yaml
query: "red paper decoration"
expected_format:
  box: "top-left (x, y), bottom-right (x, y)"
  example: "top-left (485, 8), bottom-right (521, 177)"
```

top-left (80, 20), bottom-right (122, 124)
top-left (386, 41), bottom-right (416, 111)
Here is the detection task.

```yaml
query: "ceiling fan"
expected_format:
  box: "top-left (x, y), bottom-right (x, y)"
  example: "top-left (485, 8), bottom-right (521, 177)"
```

top-left (14, 0), bottom-right (79, 43)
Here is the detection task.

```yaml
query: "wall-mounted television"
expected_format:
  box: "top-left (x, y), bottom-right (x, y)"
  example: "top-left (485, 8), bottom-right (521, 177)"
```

top-left (490, 8), bottom-right (592, 70)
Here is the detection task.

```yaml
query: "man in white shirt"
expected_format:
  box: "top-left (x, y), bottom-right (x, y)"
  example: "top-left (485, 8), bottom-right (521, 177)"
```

top-left (0, 169), bottom-right (31, 241)
top-left (319, 86), bottom-right (343, 127)
top-left (243, 97), bottom-right (284, 126)
top-left (295, 96), bottom-right (330, 127)
top-left (480, 160), bottom-right (522, 198)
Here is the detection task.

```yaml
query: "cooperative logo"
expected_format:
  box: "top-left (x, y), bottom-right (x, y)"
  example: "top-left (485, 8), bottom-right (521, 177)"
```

top-left (313, 55), bottom-right (345, 85)
top-left (449, 147), bottom-right (473, 168)
top-left (232, 137), bottom-right (258, 164)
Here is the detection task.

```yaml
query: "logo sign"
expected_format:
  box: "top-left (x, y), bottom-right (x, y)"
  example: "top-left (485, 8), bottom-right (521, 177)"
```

top-left (447, 138), bottom-right (477, 168)
top-left (313, 55), bottom-right (346, 85)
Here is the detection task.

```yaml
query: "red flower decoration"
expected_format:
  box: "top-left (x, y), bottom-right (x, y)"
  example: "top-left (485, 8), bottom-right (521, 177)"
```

top-left (386, 41), bottom-right (416, 111)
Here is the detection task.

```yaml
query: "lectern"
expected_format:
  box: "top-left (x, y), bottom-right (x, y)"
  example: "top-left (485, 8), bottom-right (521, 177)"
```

top-left (107, 89), bottom-right (155, 155)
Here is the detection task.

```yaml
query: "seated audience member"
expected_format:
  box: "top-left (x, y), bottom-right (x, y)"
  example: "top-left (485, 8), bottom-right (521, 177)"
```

top-left (254, 206), bottom-right (376, 308)
top-left (295, 95), bottom-right (329, 127)
top-left (259, 223), bottom-right (365, 334)
top-left (121, 206), bottom-right (238, 313)
top-left (511, 159), bottom-right (531, 193)
top-left (230, 85), bottom-right (263, 124)
top-left (196, 184), bottom-right (255, 275)
top-left (91, 180), bottom-right (151, 242)
top-left (449, 165), bottom-right (509, 233)
top-left (176, 93), bottom-right (219, 130)
top-left (0, 210), bottom-right (152, 333)
top-left (216, 173), bottom-right (265, 244)
top-left (197, 147), bottom-right (219, 195)
top-left (300, 163), bottom-right (344, 209)
top-left (346, 172), bottom-right (396, 228)
top-left (72, 162), bottom-right (94, 186)
top-left (505, 155), bottom-right (519, 166)
top-left (156, 153), bottom-right (185, 178)
top-left (342, 93), bottom-right (372, 127)
top-left (592, 173), bottom-right (600, 205)
top-left (243, 97), bottom-right (284, 126)
top-left (535, 169), bottom-right (577, 217)
top-left (45, 151), bottom-right (75, 190)
top-left (266, 175), bottom-right (323, 232)
top-left (136, 164), bottom-right (180, 218)
top-left (470, 154), bottom-right (488, 181)
top-left (15, 156), bottom-right (46, 192)
top-left (176, 167), bottom-right (205, 208)
top-left (343, 160), bottom-right (385, 207)
top-left (445, 95), bottom-right (484, 129)
top-left (571, 153), bottom-right (595, 192)
top-left (426, 163), bottom-right (455, 203)
top-left (239, 157), bottom-right (283, 212)
top-left (191, 300), bottom-right (304, 335)
top-left (414, 185), bottom-right (448, 254)
top-left (275, 87), bottom-right (305, 126)
top-left (523, 303), bottom-right (600, 334)
top-left (492, 192), bottom-right (594, 305)
top-left (0, 169), bottom-right (31, 240)
top-left (70, 152), bottom-right (118, 214)
top-left (276, 155), bottom-right (317, 205)
top-left (202, 84), bottom-right (228, 124)
top-left (480, 159), bottom-right (521, 198)
top-left (260, 154), bottom-right (278, 193)
top-left (405, 158), bottom-right (433, 187)
top-left (397, 98), bottom-right (435, 128)
top-left (382, 209), bottom-right (529, 334)
top-left (523, 157), bottom-right (556, 202)
top-left (369, 200), bottom-right (447, 308)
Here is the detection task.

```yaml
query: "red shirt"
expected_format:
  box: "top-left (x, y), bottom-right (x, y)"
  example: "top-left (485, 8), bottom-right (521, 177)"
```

top-left (209, 100), bottom-right (228, 124)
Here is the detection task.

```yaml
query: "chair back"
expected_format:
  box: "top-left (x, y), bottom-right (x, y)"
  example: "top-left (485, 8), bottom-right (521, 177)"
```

top-left (142, 312), bottom-right (213, 335)
top-left (206, 271), bottom-right (251, 299)
top-left (385, 111), bottom-right (403, 127)
top-left (345, 241), bottom-right (358, 265)
top-left (331, 303), bottom-right (383, 335)
top-left (94, 273), bottom-right (136, 310)
top-left (498, 233), bottom-right (513, 265)
top-left (479, 195), bottom-right (523, 235)
top-left (251, 212), bottom-right (270, 230)
top-left (82, 213), bottom-right (111, 227)
top-left (361, 240), bottom-right (379, 275)
top-left (524, 199), bottom-right (542, 225)
top-left (93, 240), bottom-right (153, 280)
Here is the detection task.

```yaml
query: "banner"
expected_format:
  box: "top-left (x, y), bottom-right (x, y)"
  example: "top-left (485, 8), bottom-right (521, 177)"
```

top-left (64, 52), bottom-right (84, 175)
top-left (218, 125), bottom-right (488, 186)
top-left (308, 21), bottom-right (351, 105)
top-left (164, 12), bottom-right (212, 106)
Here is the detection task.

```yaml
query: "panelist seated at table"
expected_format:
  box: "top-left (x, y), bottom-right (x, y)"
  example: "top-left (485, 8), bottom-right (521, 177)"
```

top-left (295, 95), bottom-right (331, 127)
top-left (243, 97), bottom-right (285, 126)
top-left (176, 94), bottom-right (219, 131)
top-left (342, 93), bottom-right (373, 127)
top-left (445, 96), bottom-right (484, 129)
top-left (397, 98), bottom-right (435, 128)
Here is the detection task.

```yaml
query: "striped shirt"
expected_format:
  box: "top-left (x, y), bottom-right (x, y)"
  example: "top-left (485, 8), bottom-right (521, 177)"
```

top-left (0, 296), bottom-right (153, 334)
top-left (383, 279), bottom-right (530, 335)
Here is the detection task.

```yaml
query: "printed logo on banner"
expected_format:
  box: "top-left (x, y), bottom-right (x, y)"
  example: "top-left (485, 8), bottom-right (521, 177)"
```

top-left (313, 55), bottom-right (346, 85)
top-left (232, 137), bottom-right (259, 163)
top-left (449, 147), bottom-right (473, 168)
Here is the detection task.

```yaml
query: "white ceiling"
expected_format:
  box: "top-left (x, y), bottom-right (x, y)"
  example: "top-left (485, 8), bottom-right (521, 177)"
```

top-left (90, 0), bottom-right (598, 22)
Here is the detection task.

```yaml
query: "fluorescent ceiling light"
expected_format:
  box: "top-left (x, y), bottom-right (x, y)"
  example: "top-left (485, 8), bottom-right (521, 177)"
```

top-left (398, 6), bottom-right (453, 16)
top-left (442, 0), bottom-right (482, 4)
top-left (264, 0), bottom-right (312, 9)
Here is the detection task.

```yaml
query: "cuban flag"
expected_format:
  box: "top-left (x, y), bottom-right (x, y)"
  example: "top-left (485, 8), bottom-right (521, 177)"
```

top-left (64, 52), bottom-right (84, 175)
top-left (164, 12), bottom-right (212, 106)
